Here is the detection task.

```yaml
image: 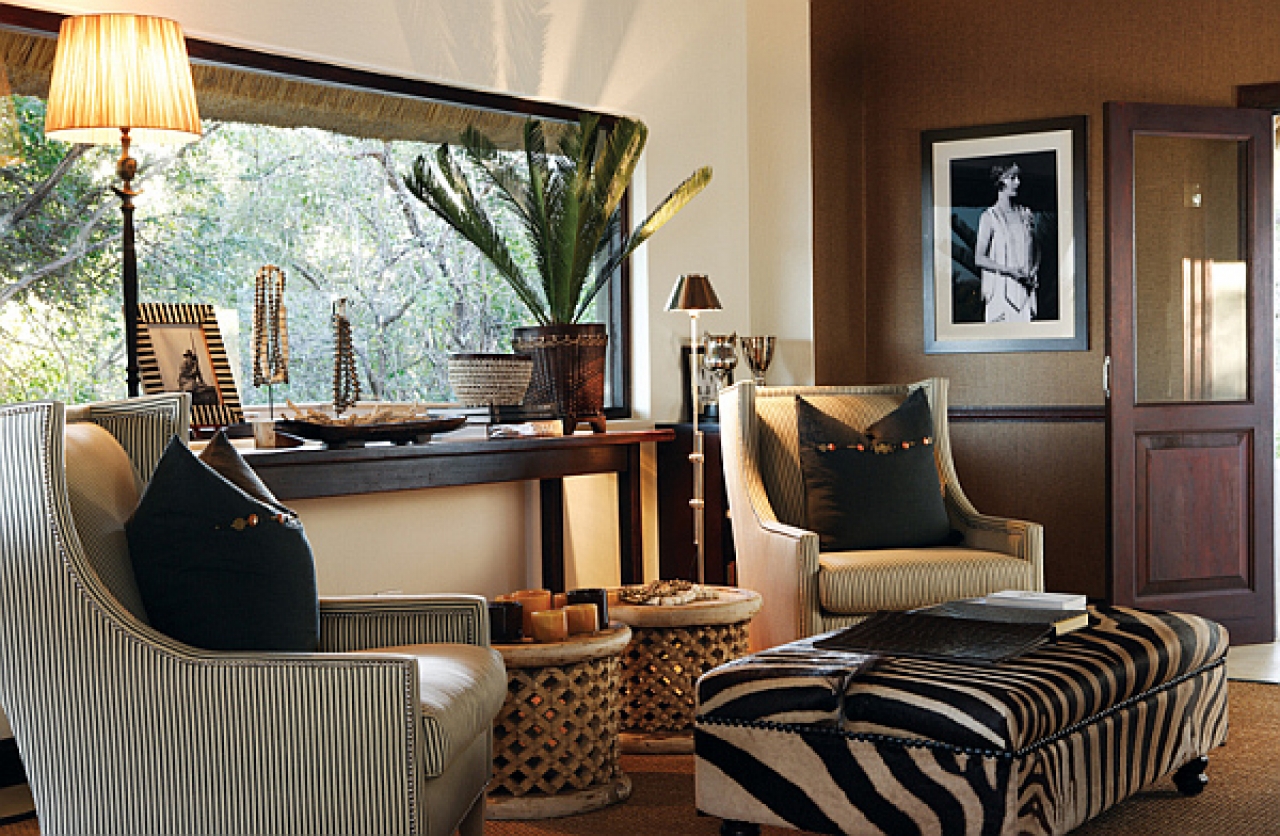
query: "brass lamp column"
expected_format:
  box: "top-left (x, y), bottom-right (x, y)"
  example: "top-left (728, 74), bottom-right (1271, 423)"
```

top-left (666, 273), bottom-right (722, 584)
top-left (44, 14), bottom-right (202, 397)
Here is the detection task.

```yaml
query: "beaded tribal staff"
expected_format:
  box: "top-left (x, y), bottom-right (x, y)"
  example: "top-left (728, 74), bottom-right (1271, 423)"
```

top-left (251, 265), bottom-right (290, 418)
top-left (332, 297), bottom-right (360, 415)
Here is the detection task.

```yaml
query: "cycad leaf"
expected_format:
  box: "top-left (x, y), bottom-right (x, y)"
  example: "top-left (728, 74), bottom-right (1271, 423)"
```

top-left (405, 114), bottom-right (710, 326)
top-left (574, 165), bottom-right (713, 321)
top-left (404, 149), bottom-right (550, 324)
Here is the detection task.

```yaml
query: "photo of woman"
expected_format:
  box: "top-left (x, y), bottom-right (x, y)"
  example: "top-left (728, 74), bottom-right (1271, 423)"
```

top-left (974, 162), bottom-right (1039, 323)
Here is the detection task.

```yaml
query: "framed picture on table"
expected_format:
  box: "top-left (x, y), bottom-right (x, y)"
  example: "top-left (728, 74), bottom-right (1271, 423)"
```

top-left (922, 116), bottom-right (1088, 353)
top-left (136, 302), bottom-right (243, 427)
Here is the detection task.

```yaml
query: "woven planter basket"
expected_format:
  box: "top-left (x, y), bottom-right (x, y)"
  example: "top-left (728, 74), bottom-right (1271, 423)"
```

top-left (447, 353), bottom-right (533, 407)
top-left (512, 324), bottom-right (608, 434)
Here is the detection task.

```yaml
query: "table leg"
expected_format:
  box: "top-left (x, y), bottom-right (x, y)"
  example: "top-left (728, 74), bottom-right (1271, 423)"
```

top-left (541, 477), bottom-right (566, 592)
top-left (619, 443), bottom-right (643, 585)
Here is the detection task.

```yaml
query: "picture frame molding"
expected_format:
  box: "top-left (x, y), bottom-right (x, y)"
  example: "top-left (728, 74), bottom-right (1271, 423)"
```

top-left (136, 302), bottom-right (243, 427)
top-left (921, 115), bottom-right (1089, 354)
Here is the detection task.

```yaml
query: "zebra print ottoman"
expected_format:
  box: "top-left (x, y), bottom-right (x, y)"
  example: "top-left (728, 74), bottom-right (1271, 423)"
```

top-left (695, 605), bottom-right (1228, 836)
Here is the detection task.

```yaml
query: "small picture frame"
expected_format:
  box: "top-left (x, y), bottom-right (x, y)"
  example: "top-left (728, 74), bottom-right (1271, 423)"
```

top-left (922, 116), bottom-right (1088, 353)
top-left (136, 303), bottom-right (243, 427)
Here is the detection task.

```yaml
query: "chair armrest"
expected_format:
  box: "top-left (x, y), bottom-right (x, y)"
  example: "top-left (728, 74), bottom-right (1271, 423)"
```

top-left (737, 519), bottom-right (823, 650)
top-left (949, 506), bottom-right (1045, 592)
top-left (319, 593), bottom-right (490, 651)
top-left (720, 383), bottom-right (824, 650)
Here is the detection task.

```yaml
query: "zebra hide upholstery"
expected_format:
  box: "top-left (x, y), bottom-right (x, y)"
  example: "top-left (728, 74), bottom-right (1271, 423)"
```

top-left (695, 605), bottom-right (1228, 836)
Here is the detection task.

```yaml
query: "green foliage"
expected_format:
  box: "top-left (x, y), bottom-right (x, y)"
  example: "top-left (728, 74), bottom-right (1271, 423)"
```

top-left (405, 115), bottom-right (712, 325)
top-left (0, 96), bottom-right (536, 406)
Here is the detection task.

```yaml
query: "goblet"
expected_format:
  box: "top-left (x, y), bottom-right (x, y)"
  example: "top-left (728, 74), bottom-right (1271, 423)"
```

top-left (740, 335), bottom-right (776, 386)
top-left (702, 332), bottom-right (738, 397)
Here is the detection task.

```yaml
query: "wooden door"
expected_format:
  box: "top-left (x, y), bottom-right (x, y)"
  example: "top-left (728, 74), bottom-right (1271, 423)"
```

top-left (1105, 101), bottom-right (1274, 644)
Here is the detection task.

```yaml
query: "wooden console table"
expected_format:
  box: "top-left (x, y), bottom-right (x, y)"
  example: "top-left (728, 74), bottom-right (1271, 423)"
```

top-left (243, 429), bottom-right (674, 591)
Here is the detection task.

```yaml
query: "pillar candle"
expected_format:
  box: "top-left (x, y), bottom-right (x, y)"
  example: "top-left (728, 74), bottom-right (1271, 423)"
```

top-left (567, 588), bottom-right (610, 629)
top-left (487, 600), bottom-right (523, 644)
top-left (530, 608), bottom-right (569, 642)
top-left (511, 589), bottom-right (552, 637)
top-left (565, 603), bottom-right (598, 635)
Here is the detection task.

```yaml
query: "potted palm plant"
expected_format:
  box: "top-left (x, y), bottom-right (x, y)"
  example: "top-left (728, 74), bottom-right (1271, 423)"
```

top-left (404, 115), bottom-right (711, 433)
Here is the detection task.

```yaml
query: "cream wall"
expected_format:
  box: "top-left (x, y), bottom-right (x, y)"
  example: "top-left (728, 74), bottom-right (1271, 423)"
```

top-left (746, 0), bottom-right (813, 387)
top-left (12, 0), bottom-right (814, 595)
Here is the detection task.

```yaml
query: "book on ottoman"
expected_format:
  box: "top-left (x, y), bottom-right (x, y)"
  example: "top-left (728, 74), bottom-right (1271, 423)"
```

top-left (813, 609), bottom-right (1054, 663)
top-left (920, 599), bottom-right (1090, 636)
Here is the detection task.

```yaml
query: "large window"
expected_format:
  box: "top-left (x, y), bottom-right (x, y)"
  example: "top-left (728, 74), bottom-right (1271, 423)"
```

top-left (0, 7), bottom-right (629, 414)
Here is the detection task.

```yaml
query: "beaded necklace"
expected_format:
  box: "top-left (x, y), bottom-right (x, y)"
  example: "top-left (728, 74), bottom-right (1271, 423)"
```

top-left (252, 265), bottom-right (290, 387)
top-left (332, 297), bottom-right (361, 415)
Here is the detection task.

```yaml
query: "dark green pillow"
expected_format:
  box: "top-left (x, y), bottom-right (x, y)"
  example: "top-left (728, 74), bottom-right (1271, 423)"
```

top-left (797, 390), bottom-right (957, 551)
top-left (126, 434), bottom-right (319, 652)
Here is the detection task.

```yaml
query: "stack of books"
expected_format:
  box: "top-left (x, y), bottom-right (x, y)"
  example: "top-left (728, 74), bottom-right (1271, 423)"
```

top-left (923, 591), bottom-right (1089, 637)
top-left (813, 590), bottom-right (1090, 664)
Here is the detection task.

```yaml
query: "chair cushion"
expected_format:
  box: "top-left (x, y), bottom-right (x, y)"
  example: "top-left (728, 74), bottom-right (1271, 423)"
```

top-left (362, 643), bottom-right (507, 778)
top-left (64, 422), bottom-right (149, 623)
top-left (126, 435), bottom-right (320, 652)
top-left (797, 390), bottom-right (955, 550)
top-left (818, 547), bottom-right (1040, 613)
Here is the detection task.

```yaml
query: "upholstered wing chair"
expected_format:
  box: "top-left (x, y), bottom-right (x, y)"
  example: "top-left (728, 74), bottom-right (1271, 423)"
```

top-left (0, 394), bottom-right (506, 836)
top-left (719, 379), bottom-right (1044, 650)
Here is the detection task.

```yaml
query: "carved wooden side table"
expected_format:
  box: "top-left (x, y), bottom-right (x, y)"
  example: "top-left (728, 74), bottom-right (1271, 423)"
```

top-left (487, 624), bottom-right (632, 819)
top-left (611, 586), bottom-right (762, 753)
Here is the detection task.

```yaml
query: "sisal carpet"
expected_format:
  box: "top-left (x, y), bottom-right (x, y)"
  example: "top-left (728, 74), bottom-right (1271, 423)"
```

top-left (1, 681), bottom-right (1275, 836)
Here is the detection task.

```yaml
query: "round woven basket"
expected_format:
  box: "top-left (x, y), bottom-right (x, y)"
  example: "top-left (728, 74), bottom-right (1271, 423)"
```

top-left (447, 353), bottom-right (533, 407)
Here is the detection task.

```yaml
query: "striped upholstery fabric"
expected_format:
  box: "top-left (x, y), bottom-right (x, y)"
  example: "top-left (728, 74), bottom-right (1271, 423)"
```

top-left (818, 547), bottom-right (1039, 613)
top-left (719, 380), bottom-right (1045, 650)
top-left (85, 393), bottom-right (189, 484)
top-left (363, 643), bottom-right (507, 778)
top-left (695, 606), bottom-right (1229, 835)
top-left (320, 595), bottom-right (490, 650)
top-left (0, 398), bottom-right (499, 836)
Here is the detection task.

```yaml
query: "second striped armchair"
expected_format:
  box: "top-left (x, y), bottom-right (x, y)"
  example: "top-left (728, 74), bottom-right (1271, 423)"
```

top-left (719, 378), bottom-right (1044, 651)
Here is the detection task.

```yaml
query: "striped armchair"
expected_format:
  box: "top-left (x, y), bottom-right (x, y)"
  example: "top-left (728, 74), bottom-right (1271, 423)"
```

top-left (719, 379), bottom-right (1044, 650)
top-left (0, 395), bottom-right (505, 836)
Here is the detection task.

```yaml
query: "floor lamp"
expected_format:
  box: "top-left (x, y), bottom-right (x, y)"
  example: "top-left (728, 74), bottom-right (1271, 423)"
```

top-left (666, 273), bottom-right (722, 584)
top-left (44, 14), bottom-right (203, 397)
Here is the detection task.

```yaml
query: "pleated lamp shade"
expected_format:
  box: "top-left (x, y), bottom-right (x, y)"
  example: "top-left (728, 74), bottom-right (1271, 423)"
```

top-left (44, 14), bottom-right (201, 146)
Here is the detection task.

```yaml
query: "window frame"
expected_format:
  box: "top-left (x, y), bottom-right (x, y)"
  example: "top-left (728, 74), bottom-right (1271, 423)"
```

top-left (0, 2), bottom-right (632, 417)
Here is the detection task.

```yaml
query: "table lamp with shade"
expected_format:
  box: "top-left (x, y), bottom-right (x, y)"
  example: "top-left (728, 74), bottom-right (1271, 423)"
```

top-left (666, 272), bottom-right (722, 584)
top-left (44, 13), bottom-right (202, 397)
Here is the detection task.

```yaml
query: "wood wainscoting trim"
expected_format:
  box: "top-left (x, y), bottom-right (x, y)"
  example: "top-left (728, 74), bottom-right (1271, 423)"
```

top-left (948, 405), bottom-right (1106, 423)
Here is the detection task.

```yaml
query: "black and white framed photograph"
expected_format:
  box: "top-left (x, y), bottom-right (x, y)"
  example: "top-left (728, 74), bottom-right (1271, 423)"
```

top-left (137, 303), bottom-right (243, 427)
top-left (922, 116), bottom-right (1087, 353)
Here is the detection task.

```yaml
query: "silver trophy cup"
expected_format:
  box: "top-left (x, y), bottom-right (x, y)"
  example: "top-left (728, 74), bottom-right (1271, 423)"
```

top-left (740, 335), bottom-right (776, 386)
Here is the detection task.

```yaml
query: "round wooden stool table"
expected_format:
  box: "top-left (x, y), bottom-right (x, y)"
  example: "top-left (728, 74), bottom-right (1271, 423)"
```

top-left (610, 586), bottom-right (762, 753)
top-left (487, 624), bottom-right (633, 819)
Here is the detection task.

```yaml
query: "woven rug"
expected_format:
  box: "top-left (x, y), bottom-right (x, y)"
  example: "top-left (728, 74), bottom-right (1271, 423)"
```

top-left (0, 681), bottom-right (1275, 836)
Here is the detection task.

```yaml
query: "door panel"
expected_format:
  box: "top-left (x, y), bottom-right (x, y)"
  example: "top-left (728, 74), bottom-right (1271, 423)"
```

top-left (1137, 431), bottom-right (1250, 594)
top-left (1105, 101), bottom-right (1274, 644)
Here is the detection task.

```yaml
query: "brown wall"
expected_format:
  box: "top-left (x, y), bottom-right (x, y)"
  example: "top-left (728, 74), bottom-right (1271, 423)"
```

top-left (811, 0), bottom-right (1280, 597)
